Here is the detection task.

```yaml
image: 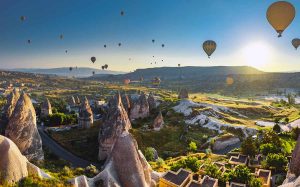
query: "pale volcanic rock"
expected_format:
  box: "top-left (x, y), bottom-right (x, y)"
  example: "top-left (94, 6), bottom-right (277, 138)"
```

top-left (3, 88), bottom-right (20, 120)
top-left (121, 93), bottom-right (131, 114)
top-left (0, 135), bottom-right (28, 185)
top-left (5, 92), bottom-right (44, 161)
top-left (130, 92), bottom-right (150, 120)
top-left (40, 98), bottom-right (52, 118)
top-left (153, 111), bottom-right (164, 131)
top-left (147, 92), bottom-right (156, 111)
top-left (78, 97), bottom-right (94, 129)
top-left (98, 93), bottom-right (131, 161)
top-left (178, 88), bottom-right (189, 99)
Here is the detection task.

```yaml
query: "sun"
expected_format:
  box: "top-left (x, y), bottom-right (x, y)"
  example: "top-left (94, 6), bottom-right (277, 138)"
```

top-left (241, 41), bottom-right (272, 68)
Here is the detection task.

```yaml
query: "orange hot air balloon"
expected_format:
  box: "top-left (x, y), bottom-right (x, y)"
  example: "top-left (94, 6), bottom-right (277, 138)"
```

top-left (226, 76), bottom-right (234, 85)
top-left (203, 40), bottom-right (216, 58)
top-left (124, 79), bottom-right (130, 85)
top-left (267, 1), bottom-right (296, 37)
top-left (292, 38), bottom-right (300, 50)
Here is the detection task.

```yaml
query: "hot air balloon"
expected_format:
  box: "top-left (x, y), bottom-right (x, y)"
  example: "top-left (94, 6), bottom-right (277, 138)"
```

top-left (101, 66), bottom-right (105, 70)
top-left (292, 38), bottom-right (300, 50)
top-left (118, 43), bottom-right (122, 47)
top-left (129, 58), bottom-right (131, 61)
top-left (178, 64), bottom-right (181, 67)
top-left (152, 39), bottom-right (155, 43)
top-left (104, 44), bottom-right (107, 48)
top-left (161, 44), bottom-right (165, 48)
top-left (124, 79), bottom-right (130, 85)
top-left (120, 11), bottom-right (125, 16)
top-left (69, 67), bottom-right (73, 71)
top-left (226, 76), bottom-right (234, 85)
top-left (92, 71), bottom-right (95, 75)
top-left (162, 60), bottom-right (164, 62)
top-left (27, 39), bottom-right (31, 44)
top-left (267, 1), bottom-right (296, 37)
top-left (104, 64), bottom-right (108, 69)
top-left (65, 50), bottom-right (68, 53)
top-left (20, 16), bottom-right (26, 22)
top-left (91, 56), bottom-right (96, 63)
top-left (76, 66), bottom-right (78, 69)
top-left (60, 34), bottom-right (64, 40)
top-left (203, 40), bottom-right (216, 58)
top-left (153, 56), bottom-right (155, 58)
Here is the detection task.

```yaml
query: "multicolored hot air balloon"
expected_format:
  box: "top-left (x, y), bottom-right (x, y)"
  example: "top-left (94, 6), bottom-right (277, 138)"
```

top-left (226, 76), bottom-right (234, 85)
top-left (292, 38), bottom-right (300, 50)
top-left (91, 56), bottom-right (96, 63)
top-left (267, 1), bottom-right (295, 37)
top-left (123, 79), bottom-right (130, 85)
top-left (203, 40), bottom-right (217, 58)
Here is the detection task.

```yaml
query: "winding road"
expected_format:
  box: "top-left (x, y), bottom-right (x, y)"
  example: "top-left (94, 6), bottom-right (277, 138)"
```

top-left (38, 127), bottom-right (102, 168)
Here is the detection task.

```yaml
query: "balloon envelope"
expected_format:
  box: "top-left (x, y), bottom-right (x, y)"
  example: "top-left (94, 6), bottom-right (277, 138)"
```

top-left (123, 79), bottom-right (130, 85)
top-left (91, 57), bottom-right (96, 63)
top-left (292, 38), bottom-right (300, 49)
top-left (20, 16), bottom-right (26, 21)
top-left (267, 1), bottom-right (296, 37)
top-left (203, 40), bottom-right (217, 58)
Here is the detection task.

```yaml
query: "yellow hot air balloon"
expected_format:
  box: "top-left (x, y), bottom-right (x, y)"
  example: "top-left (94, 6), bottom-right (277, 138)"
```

top-left (203, 40), bottom-right (216, 58)
top-left (266, 1), bottom-right (296, 37)
top-left (292, 38), bottom-right (300, 50)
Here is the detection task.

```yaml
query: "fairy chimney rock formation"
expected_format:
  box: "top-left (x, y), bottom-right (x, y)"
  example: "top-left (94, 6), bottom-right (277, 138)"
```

top-left (40, 98), bottom-right (52, 118)
top-left (98, 93), bottom-right (131, 161)
top-left (130, 92), bottom-right (150, 120)
top-left (178, 88), bottom-right (189, 99)
top-left (147, 92), bottom-right (156, 111)
top-left (0, 135), bottom-right (28, 185)
top-left (78, 97), bottom-right (93, 129)
top-left (3, 88), bottom-right (20, 120)
top-left (5, 92), bottom-right (44, 161)
top-left (153, 111), bottom-right (164, 131)
top-left (121, 93), bottom-right (131, 114)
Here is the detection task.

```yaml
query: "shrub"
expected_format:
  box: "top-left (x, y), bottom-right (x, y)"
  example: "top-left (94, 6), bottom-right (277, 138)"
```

top-left (263, 153), bottom-right (288, 172)
top-left (144, 147), bottom-right (156, 161)
top-left (188, 141), bottom-right (197, 152)
top-left (241, 137), bottom-right (257, 157)
top-left (260, 143), bottom-right (281, 156)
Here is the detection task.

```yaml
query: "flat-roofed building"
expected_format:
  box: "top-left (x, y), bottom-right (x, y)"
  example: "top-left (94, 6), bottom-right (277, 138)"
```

top-left (256, 169), bottom-right (271, 187)
top-left (159, 168), bottom-right (192, 187)
top-left (229, 154), bottom-right (248, 166)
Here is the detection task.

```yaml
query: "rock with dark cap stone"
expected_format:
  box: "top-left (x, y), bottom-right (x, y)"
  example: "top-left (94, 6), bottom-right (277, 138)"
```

top-left (153, 111), bottom-right (164, 131)
top-left (130, 92), bottom-right (150, 120)
top-left (78, 97), bottom-right (93, 129)
top-left (147, 92), bottom-right (156, 111)
top-left (178, 88), bottom-right (189, 99)
top-left (5, 92), bottom-right (44, 161)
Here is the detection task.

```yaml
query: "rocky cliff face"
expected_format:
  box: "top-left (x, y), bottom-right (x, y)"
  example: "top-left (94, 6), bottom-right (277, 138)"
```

top-left (5, 92), bottom-right (44, 161)
top-left (121, 93), bottom-right (131, 114)
top-left (130, 92), bottom-right (150, 120)
top-left (178, 88), bottom-right (189, 99)
top-left (98, 93), bottom-right (131, 161)
top-left (96, 93), bottom-right (155, 187)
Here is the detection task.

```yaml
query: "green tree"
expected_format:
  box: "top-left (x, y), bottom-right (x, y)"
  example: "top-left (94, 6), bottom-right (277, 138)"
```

top-left (144, 147), bottom-right (156, 162)
top-left (204, 164), bottom-right (220, 178)
top-left (241, 137), bottom-right (257, 157)
top-left (249, 177), bottom-right (263, 187)
top-left (263, 153), bottom-right (288, 171)
top-left (188, 141), bottom-right (197, 152)
top-left (284, 117), bottom-right (289, 124)
top-left (228, 165), bottom-right (252, 184)
top-left (260, 143), bottom-right (281, 156)
top-left (273, 123), bottom-right (281, 133)
top-left (261, 130), bottom-right (281, 146)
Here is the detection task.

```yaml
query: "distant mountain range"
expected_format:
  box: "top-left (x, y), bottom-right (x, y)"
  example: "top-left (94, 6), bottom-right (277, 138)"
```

top-left (8, 67), bottom-right (126, 77)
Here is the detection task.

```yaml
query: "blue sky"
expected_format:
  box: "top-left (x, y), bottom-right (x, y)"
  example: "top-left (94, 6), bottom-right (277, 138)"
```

top-left (0, 0), bottom-right (299, 72)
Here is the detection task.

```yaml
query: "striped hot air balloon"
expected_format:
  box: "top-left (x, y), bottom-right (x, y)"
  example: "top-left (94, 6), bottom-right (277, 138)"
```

top-left (203, 40), bottom-right (217, 58)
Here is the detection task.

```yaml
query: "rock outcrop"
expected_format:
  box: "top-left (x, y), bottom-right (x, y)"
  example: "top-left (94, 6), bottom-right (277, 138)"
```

top-left (147, 92), bottom-right (156, 111)
top-left (1, 89), bottom-right (20, 134)
top-left (98, 93), bottom-right (131, 161)
top-left (212, 135), bottom-right (240, 151)
top-left (78, 97), bottom-right (93, 129)
top-left (0, 135), bottom-right (51, 185)
top-left (153, 111), bottom-right (164, 131)
top-left (130, 92), bottom-right (150, 120)
top-left (121, 93), bottom-right (131, 115)
top-left (178, 88), bottom-right (189, 99)
top-left (0, 135), bottom-right (28, 184)
top-left (96, 93), bottom-right (155, 187)
top-left (5, 92), bottom-right (44, 161)
top-left (40, 98), bottom-right (52, 118)
top-left (280, 135), bottom-right (300, 187)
